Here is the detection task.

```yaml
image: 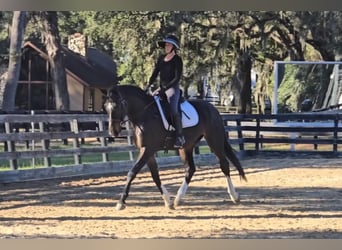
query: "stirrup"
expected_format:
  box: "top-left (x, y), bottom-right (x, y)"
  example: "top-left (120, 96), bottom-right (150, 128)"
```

top-left (174, 136), bottom-right (185, 148)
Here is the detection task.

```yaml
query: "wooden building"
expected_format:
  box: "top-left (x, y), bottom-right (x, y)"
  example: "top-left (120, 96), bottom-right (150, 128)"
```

top-left (16, 34), bottom-right (118, 111)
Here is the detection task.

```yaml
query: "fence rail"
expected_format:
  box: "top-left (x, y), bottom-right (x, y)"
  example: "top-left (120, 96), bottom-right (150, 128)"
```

top-left (222, 112), bottom-right (342, 156)
top-left (1, 111), bottom-right (342, 183)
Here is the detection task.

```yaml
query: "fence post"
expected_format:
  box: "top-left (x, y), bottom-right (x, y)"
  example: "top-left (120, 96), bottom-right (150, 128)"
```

top-left (39, 121), bottom-right (51, 167)
top-left (4, 122), bottom-right (17, 170)
top-left (98, 120), bottom-right (109, 162)
top-left (194, 144), bottom-right (200, 154)
top-left (70, 119), bottom-right (81, 165)
top-left (31, 110), bottom-right (36, 168)
top-left (255, 117), bottom-right (260, 152)
top-left (236, 119), bottom-right (244, 151)
top-left (290, 133), bottom-right (296, 151)
top-left (333, 116), bottom-right (338, 154)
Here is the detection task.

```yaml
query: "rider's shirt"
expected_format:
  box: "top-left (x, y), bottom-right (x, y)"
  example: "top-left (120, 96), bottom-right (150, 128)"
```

top-left (149, 54), bottom-right (183, 90)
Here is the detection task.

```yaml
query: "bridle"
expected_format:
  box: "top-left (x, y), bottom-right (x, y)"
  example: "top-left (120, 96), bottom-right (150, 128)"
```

top-left (106, 87), bottom-right (155, 128)
top-left (105, 89), bottom-right (129, 127)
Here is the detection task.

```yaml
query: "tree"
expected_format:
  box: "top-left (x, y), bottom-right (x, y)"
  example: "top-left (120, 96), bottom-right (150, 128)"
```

top-left (238, 50), bottom-right (252, 114)
top-left (1, 11), bottom-right (26, 111)
top-left (54, 11), bottom-right (342, 113)
top-left (40, 11), bottom-right (69, 111)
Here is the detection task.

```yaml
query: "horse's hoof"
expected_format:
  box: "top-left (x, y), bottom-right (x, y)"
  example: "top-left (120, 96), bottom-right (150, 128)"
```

top-left (166, 204), bottom-right (175, 210)
top-left (173, 198), bottom-right (182, 207)
top-left (174, 194), bottom-right (184, 207)
top-left (232, 199), bottom-right (240, 204)
top-left (230, 194), bottom-right (241, 204)
top-left (116, 202), bottom-right (126, 210)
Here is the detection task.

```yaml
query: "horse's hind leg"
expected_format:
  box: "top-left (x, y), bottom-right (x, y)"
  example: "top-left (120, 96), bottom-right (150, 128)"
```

top-left (217, 154), bottom-right (240, 203)
top-left (205, 136), bottom-right (240, 204)
top-left (174, 148), bottom-right (196, 207)
top-left (146, 156), bottom-right (173, 209)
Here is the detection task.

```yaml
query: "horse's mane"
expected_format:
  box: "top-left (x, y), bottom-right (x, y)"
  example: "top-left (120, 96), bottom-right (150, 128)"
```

top-left (118, 84), bottom-right (154, 103)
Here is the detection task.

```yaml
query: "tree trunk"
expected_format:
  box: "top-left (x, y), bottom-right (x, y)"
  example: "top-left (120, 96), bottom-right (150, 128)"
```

top-left (40, 11), bottom-right (69, 111)
top-left (232, 50), bottom-right (252, 114)
top-left (1, 11), bottom-right (26, 111)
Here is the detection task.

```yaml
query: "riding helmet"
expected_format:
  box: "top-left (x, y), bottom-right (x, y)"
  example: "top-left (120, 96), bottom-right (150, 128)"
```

top-left (157, 34), bottom-right (180, 50)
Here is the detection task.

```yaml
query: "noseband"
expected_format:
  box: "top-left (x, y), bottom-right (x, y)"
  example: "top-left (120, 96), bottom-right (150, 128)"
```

top-left (106, 90), bottom-right (129, 126)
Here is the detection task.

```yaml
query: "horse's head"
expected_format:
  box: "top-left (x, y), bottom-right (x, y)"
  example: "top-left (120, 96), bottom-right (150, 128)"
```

top-left (104, 84), bottom-right (155, 136)
top-left (103, 86), bottom-right (127, 137)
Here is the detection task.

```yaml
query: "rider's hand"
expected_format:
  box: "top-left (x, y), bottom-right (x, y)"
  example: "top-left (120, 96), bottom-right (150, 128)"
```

top-left (144, 85), bottom-right (151, 94)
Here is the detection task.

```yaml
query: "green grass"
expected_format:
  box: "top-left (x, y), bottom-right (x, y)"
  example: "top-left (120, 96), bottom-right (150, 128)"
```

top-left (0, 143), bottom-right (191, 171)
top-left (0, 152), bottom-right (135, 171)
top-left (1, 140), bottom-right (333, 171)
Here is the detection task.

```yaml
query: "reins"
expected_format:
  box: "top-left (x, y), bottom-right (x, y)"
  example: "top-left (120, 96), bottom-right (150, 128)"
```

top-left (108, 88), bottom-right (157, 128)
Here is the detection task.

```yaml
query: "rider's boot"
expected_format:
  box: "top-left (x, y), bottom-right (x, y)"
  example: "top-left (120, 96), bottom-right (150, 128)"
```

top-left (172, 113), bottom-right (185, 148)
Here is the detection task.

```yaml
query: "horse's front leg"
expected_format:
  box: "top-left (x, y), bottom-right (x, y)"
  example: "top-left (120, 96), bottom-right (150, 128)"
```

top-left (116, 147), bottom-right (152, 210)
top-left (174, 148), bottom-right (196, 207)
top-left (146, 156), bottom-right (173, 210)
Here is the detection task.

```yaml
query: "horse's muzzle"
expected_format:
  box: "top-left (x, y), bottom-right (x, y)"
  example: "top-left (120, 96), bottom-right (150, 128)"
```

top-left (108, 121), bottom-right (121, 137)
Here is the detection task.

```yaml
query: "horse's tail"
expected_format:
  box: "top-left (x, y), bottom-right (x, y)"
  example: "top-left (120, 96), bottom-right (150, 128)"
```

top-left (224, 139), bottom-right (247, 182)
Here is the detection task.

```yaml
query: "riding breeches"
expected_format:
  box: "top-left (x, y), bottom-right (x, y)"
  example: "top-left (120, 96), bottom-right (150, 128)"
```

top-left (164, 85), bottom-right (181, 115)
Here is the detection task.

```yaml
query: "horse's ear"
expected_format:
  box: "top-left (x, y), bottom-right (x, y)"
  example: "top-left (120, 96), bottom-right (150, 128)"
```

top-left (107, 84), bottom-right (119, 97)
top-left (105, 89), bottom-right (110, 99)
top-left (100, 88), bottom-right (107, 96)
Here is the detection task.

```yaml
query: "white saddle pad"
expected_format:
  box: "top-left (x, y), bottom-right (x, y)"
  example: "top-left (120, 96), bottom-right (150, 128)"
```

top-left (154, 96), bottom-right (199, 131)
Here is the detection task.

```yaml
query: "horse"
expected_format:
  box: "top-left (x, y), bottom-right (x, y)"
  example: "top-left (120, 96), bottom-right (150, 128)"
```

top-left (104, 84), bottom-right (247, 210)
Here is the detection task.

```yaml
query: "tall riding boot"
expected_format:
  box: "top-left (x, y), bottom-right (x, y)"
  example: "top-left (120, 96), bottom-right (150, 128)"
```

top-left (172, 113), bottom-right (185, 148)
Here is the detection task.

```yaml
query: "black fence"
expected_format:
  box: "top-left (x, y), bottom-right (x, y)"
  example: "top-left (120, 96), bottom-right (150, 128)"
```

top-left (221, 112), bottom-right (342, 157)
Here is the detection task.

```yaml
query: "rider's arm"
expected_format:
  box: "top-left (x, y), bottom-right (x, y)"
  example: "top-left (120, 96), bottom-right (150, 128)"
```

top-left (147, 56), bottom-right (162, 89)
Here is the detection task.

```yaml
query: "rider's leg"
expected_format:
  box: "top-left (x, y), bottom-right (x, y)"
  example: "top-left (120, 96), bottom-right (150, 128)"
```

top-left (166, 87), bottom-right (185, 148)
top-left (172, 113), bottom-right (185, 148)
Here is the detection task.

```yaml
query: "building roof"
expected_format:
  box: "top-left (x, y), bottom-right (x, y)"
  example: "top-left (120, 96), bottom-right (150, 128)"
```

top-left (23, 41), bottom-right (118, 89)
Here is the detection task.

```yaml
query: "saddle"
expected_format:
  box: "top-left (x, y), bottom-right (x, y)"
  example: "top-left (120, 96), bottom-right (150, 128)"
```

top-left (153, 95), bottom-right (199, 131)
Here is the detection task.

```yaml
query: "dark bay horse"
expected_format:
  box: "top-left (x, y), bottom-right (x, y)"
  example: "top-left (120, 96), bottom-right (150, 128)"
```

top-left (104, 84), bottom-right (247, 210)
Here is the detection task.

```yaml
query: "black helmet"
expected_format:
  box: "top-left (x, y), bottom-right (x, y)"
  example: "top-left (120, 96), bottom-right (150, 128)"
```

top-left (157, 34), bottom-right (180, 49)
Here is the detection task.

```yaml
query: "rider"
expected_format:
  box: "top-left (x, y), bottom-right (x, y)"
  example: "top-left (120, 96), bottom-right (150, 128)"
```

top-left (145, 34), bottom-right (185, 148)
